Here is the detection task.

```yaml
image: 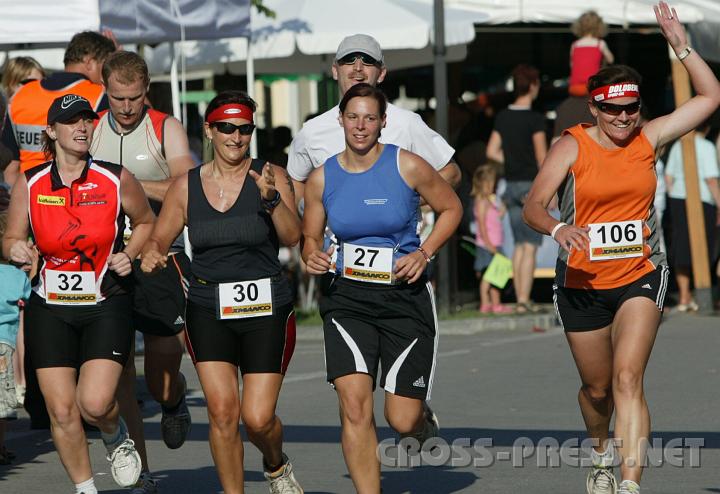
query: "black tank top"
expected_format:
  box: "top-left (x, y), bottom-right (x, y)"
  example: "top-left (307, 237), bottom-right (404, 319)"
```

top-left (187, 160), bottom-right (292, 309)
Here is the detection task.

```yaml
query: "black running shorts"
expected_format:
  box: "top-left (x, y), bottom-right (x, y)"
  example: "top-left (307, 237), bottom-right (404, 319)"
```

top-left (319, 277), bottom-right (438, 400)
top-left (185, 300), bottom-right (296, 374)
top-left (132, 252), bottom-right (190, 336)
top-left (553, 265), bottom-right (669, 332)
top-left (25, 293), bottom-right (134, 367)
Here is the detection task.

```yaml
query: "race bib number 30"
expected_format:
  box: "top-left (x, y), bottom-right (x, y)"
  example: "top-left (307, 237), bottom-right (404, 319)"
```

top-left (342, 243), bottom-right (393, 284)
top-left (217, 278), bottom-right (273, 319)
top-left (589, 220), bottom-right (644, 261)
top-left (45, 270), bottom-right (97, 305)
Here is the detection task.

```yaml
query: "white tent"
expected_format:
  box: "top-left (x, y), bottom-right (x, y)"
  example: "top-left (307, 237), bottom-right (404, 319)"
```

top-left (142, 0), bottom-right (490, 75)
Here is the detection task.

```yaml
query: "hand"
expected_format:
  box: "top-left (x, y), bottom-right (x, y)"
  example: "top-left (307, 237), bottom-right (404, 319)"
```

top-left (249, 162), bottom-right (277, 201)
top-left (109, 252), bottom-right (133, 277)
top-left (654, 1), bottom-right (687, 51)
top-left (9, 239), bottom-right (35, 267)
top-left (140, 250), bottom-right (167, 274)
top-left (554, 224), bottom-right (590, 254)
top-left (394, 251), bottom-right (427, 284)
top-left (306, 245), bottom-right (334, 275)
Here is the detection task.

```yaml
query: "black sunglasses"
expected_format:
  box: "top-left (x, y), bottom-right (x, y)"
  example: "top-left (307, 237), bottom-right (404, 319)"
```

top-left (337, 52), bottom-right (382, 68)
top-left (212, 122), bottom-right (256, 135)
top-left (594, 101), bottom-right (641, 116)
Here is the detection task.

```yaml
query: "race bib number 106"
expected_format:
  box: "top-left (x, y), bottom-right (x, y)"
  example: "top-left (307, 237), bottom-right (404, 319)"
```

top-left (589, 220), bottom-right (644, 261)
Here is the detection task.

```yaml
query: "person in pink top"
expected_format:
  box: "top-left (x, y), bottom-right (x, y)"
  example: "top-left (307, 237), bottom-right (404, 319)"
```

top-left (569, 11), bottom-right (615, 97)
top-left (472, 164), bottom-right (510, 313)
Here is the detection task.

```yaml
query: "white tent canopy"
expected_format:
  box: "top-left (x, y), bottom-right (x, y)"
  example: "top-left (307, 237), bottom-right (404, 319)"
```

top-left (143, 0), bottom-right (489, 75)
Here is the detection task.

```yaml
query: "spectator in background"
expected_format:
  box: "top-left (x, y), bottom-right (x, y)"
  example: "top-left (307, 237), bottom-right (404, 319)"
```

top-left (267, 126), bottom-right (292, 168)
top-left (472, 164), bottom-right (510, 314)
top-left (486, 64), bottom-right (547, 313)
top-left (664, 119), bottom-right (720, 312)
top-left (569, 11), bottom-right (614, 97)
top-left (1, 57), bottom-right (45, 102)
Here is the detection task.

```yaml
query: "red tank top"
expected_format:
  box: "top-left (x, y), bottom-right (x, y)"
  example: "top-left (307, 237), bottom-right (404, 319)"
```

top-left (570, 41), bottom-right (603, 87)
top-left (26, 157), bottom-right (126, 302)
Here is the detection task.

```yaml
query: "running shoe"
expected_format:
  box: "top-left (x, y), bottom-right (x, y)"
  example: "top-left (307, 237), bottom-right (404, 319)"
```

top-left (422, 401), bottom-right (440, 440)
top-left (264, 453), bottom-right (304, 494)
top-left (586, 465), bottom-right (617, 494)
top-left (617, 480), bottom-right (640, 493)
top-left (107, 438), bottom-right (142, 487)
top-left (161, 373), bottom-right (191, 449)
top-left (131, 472), bottom-right (159, 494)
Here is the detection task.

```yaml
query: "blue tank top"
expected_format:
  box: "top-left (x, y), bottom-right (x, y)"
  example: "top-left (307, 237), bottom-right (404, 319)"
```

top-left (323, 144), bottom-right (420, 275)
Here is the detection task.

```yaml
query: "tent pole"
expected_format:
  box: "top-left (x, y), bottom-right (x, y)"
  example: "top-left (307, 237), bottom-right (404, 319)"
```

top-left (669, 44), bottom-right (712, 311)
top-left (246, 38), bottom-right (257, 159)
top-left (170, 42), bottom-right (181, 120)
top-left (434, 0), bottom-right (455, 314)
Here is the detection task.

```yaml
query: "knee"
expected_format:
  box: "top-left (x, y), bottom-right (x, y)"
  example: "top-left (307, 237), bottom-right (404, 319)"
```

top-left (241, 409), bottom-right (276, 437)
top-left (613, 368), bottom-right (643, 398)
top-left (386, 412), bottom-right (421, 436)
top-left (339, 396), bottom-right (373, 429)
top-left (77, 395), bottom-right (115, 423)
top-left (47, 401), bottom-right (80, 428)
top-left (581, 383), bottom-right (611, 405)
top-left (207, 399), bottom-right (240, 433)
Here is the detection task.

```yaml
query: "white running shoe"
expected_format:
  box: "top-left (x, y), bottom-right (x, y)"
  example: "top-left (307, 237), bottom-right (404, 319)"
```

top-left (106, 438), bottom-right (142, 487)
top-left (131, 472), bottom-right (159, 493)
top-left (617, 480), bottom-right (640, 493)
top-left (264, 454), bottom-right (303, 494)
top-left (586, 465), bottom-right (617, 494)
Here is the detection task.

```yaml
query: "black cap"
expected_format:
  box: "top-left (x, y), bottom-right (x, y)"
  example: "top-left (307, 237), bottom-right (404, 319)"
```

top-left (47, 94), bottom-right (99, 125)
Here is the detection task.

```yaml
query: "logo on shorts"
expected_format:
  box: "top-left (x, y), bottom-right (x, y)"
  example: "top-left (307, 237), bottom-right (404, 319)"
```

top-left (37, 194), bottom-right (66, 206)
top-left (174, 315), bottom-right (185, 325)
top-left (413, 376), bottom-right (426, 388)
top-left (642, 283), bottom-right (652, 290)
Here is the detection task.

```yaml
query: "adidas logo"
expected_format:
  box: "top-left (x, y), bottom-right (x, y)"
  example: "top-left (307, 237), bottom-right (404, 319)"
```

top-left (413, 376), bottom-right (426, 388)
top-left (641, 284), bottom-right (652, 290)
top-left (174, 315), bottom-right (185, 325)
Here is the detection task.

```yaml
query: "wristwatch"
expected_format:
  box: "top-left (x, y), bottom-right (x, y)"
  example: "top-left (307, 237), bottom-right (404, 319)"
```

top-left (262, 190), bottom-right (282, 212)
top-left (677, 46), bottom-right (692, 61)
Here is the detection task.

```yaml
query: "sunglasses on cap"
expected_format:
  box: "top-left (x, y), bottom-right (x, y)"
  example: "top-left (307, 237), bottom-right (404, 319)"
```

top-left (211, 122), bottom-right (256, 135)
top-left (337, 52), bottom-right (382, 68)
top-left (594, 101), bottom-right (641, 116)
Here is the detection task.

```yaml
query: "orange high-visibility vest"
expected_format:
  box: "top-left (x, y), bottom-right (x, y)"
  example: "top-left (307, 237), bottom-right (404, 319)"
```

top-left (8, 77), bottom-right (105, 172)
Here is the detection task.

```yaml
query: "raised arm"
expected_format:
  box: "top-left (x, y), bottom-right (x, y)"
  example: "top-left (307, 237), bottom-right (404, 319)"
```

top-left (643, 2), bottom-right (720, 149)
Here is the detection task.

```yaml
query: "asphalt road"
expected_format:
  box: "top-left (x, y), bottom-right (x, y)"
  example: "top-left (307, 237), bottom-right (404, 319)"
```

top-left (2, 312), bottom-right (718, 493)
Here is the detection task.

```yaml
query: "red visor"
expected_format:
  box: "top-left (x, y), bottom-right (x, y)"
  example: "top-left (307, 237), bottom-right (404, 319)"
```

top-left (206, 104), bottom-right (254, 123)
top-left (590, 83), bottom-right (640, 102)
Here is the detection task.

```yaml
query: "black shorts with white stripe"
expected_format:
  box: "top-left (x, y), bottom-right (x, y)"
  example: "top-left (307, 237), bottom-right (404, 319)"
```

top-left (552, 265), bottom-right (669, 332)
top-left (319, 276), bottom-right (438, 400)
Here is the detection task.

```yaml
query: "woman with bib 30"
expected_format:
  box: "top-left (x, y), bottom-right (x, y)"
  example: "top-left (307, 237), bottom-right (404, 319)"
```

top-left (302, 83), bottom-right (462, 493)
top-left (140, 90), bottom-right (303, 494)
top-left (522, 3), bottom-right (720, 494)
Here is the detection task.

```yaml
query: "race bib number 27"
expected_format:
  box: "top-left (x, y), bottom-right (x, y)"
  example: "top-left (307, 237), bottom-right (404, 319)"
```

top-left (342, 243), bottom-right (393, 284)
top-left (589, 220), bottom-right (644, 261)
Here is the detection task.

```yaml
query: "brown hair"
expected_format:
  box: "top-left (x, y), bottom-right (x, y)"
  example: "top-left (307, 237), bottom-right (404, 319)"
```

top-left (471, 164), bottom-right (498, 199)
top-left (41, 129), bottom-right (56, 160)
top-left (572, 11), bottom-right (608, 39)
top-left (511, 64), bottom-right (539, 98)
top-left (102, 51), bottom-right (150, 87)
top-left (63, 31), bottom-right (116, 66)
top-left (1, 57), bottom-right (45, 98)
top-left (204, 90), bottom-right (257, 121)
top-left (339, 83), bottom-right (387, 116)
top-left (587, 65), bottom-right (642, 94)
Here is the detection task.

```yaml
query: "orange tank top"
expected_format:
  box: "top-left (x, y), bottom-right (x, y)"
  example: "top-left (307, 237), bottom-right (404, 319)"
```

top-left (555, 124), bottom-right (666, 289)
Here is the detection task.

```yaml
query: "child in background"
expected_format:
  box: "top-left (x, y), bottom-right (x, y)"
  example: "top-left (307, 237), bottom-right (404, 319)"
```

top-left (569, 11), bottom-right (614, 96)
top-left (472, 165), bottom-right (511, 314)
top-left (0, 213), bottom-right (31, 464)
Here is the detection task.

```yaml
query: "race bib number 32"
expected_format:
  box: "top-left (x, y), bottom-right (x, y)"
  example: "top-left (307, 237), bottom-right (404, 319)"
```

top-left (589, 220), bottom-right (644, 261)
top-left (342, 243), bottom-right (393, 284)
top-left (45, 270), bottom-right (97, 305)
top-left (218, 278), bottom-right (273, 319)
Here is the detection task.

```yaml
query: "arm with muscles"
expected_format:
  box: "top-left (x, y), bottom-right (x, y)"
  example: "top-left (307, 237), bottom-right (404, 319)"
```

top-left (643, 2), bottom-right (720, 149)
top-left (475, 198), bottom-right (496, 254)
top-left (1, 174), bottom-right (33, 264)
top-left (111, 168), bottom-right (155, 276)
top-left (395, 150), bottom-right (463, 283)
top-left (249, 163), bottom-right (301, 246)
top-left (300, 167), bottom-right (333, 274)
top-left (140, 175), bottom-right (188, 274)
top-left (437, 160), bottom-right (461, 189)
top-left (137, 117), bottom-right (195, 201)
top-left (522, 136), bottom-right (590, 253)
top-left (486, 130), bottom-right (504, 164)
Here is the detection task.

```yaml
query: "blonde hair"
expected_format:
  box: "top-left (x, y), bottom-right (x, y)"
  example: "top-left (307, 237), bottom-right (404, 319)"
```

top-left (471, 164), bottom-right (497, 199)
top-left (572, 11), bottom-right (608, 39)
top-left (1, 56), bottom-right (45, 99)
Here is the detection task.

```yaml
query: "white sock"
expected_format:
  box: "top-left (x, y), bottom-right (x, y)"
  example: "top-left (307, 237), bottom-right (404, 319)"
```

top-left (101, 417), bottom-right (128, 453)
top-left (591, 443), bottom-right (614, 467)
top-left (75, 477), bottom-right (98, 494)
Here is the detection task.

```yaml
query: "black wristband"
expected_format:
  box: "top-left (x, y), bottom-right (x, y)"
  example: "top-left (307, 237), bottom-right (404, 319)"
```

top-left (262, 190), bottom-right (282, 212)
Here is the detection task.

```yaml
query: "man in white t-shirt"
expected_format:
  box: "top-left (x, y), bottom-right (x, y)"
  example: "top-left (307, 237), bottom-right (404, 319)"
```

top-left (288, 34), bottom-right (460, 201)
